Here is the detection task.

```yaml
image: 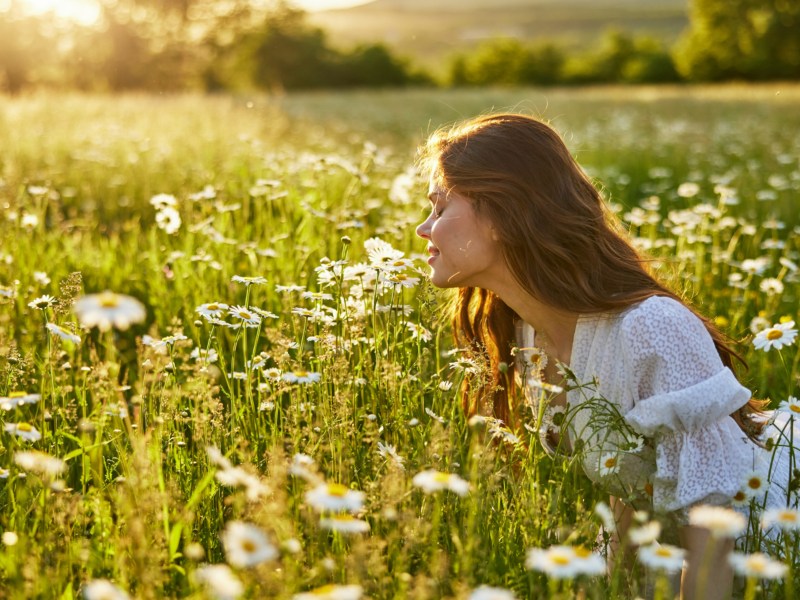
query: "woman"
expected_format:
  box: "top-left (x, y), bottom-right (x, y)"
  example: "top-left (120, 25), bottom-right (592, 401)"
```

top-left (415, 114), bottom-right (790, 598)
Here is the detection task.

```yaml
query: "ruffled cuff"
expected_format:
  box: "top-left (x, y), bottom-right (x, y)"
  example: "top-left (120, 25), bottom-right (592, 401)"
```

top-left (625, 368), bottom-right (751, 436)
top-left (651, 418), bottom-right (756, 512)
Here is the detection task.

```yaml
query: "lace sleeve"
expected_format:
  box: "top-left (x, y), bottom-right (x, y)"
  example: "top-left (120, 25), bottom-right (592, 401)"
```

top-left (619, 297), bottom-right (755, 512)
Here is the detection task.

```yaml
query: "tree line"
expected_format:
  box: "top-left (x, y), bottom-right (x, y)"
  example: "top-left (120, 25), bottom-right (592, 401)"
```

top-left (0, 0), bottom-right (797, 94)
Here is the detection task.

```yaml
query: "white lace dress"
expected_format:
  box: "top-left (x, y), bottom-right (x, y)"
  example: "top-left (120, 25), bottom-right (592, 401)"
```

top-left (517, 295), bottom-right (797, 521)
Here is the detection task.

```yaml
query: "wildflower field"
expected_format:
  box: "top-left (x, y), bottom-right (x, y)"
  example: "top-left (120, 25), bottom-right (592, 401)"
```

top-left (1, 85), bottom-right (800, 599)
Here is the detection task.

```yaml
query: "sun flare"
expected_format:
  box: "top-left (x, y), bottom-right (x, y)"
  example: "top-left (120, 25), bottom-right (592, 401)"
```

top-left (11, 0), bottom-right (100, 24)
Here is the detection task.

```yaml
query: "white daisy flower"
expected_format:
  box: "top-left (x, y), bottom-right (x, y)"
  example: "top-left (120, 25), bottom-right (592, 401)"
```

top-left (377, 442), bottom-right (405, 470)
top-left (594, 501), bottom-right (616, 532)
top-left (82, 579), bottom-right (130, 600)
top-left (220, 521), bottom-right (278, 568)
top-left (469, 586), bottom-right (517, 600)
top-left (0, 392), bottom-right (41, 411)
top-left (74, 291), bottom-right (146, 332)
top-left (741, 470), bottom-right (766, 498)
top-left (304, 482), bottom-right (365, 513)
top-left (688, 505), bottom-right (747, 538)
top-left (196, 303), bottom-right (229, 320)
top-left (759, 278), bottom-right (785, 296)
top-left (14, 450), bottom-right (66, 476)
top-left (28, 294), bottom-right (56, 310)
top-left (2, 531), bottom-right (18, 545)
top-left (45, 322), bottom-right (81, 344)
top-left (638, 543), bottom-right (686, 572)
top-left (412, 469), bottom-right (470, 496)
top-left (282, 370), bottom-right (321, 384)
top-left (33, 271), bottom-right (50, 285)
top-left (776, 396), bottom-right (800, 416)
top-left (289, 453), bottom-right (318, 482)
top-left (150, 193), bottom-right (178, 209)
top-left (752, 320), bottom-right (797, 351)
top-left (728, 552), bottom-right (787, 580)
top-left (762, 507), bottom-right (800, 532)
top-left (749, 315), bottom-right (771, 334)
top-left (231, 275), bottom-right (267, 286)
top-left (598, 453), bottom-right (620, 477)
top-left (293, 584), bottom-right (363, 600)
top-left (193, 564), bottom-right (243, 600)
top-left (525, 545), bottom-right (605, 579)
top-left (319, 514), bottom-right (370, 534)
top-left (406, 322), bottom-right (432, 341)
top-left (4, 422), bottom-right (42, 442)
top-left (628, 521), bottom-right (662, 546)
top-left (227, 305), bottom-right (261, 328)
top-left (155, 207), bottom-right (181, 234)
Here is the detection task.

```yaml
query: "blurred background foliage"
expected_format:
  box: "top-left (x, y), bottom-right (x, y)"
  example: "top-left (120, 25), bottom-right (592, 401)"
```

top-left (0, 0), bottom-right (798, 93)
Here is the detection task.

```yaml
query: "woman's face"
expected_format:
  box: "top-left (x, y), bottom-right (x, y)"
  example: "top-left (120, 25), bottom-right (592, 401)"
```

top-left (416, 173), bottom-right (506, 289)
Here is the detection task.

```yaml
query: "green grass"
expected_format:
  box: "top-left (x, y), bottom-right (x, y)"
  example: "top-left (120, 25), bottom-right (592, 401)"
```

top-left (0, 86), bottom-right (800, 599)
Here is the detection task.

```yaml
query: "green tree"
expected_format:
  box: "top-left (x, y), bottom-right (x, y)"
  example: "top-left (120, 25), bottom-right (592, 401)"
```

top-left (674, 0), bottom-right (800, 80)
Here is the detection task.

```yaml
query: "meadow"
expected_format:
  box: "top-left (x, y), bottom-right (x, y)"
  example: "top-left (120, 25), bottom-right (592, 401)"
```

top-left (1, 85), bottom-right (800, 599)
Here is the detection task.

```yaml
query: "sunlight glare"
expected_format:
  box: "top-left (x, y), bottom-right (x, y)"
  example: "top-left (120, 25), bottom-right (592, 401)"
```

top-left (12, 0), bottom-right (100, 24)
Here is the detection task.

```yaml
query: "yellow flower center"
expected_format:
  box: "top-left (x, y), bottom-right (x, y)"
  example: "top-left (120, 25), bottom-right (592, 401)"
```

top-left (311, 585), bottom-right (337, 596)
top-left (239, 311), bottom-right (252, 320)
top-left (98, 292), bottom-right (120, 308)
top-left (790, 404), bottom-right (800, 414)
top-left (433, 472), bottom-right (451, 483)
top-left (604, 457), bottom-right (617, 468)
top-left (293, 370), bottom-right (309, 378)
top-left (327, 483), bottom-right (349, 497)
top-left (241, 540), bottom-right (257, 553)
top-left (17, 423), bottom-right (32, 432)
top-left (779, 511), bottom-right (798, 522)
top-left (655, 547), bottom-right (674, 558)
top-left (207, 304), bottom-right (219, 310)
top-left (9, 391), bottom-right (25, 398)
top-left (551, 554), bottom-right (572, 566)
top-left (767, 329), bottom-right (783, 340)
top-left (733, 491), bottom-right (747, 502)
top-left (748, 477), bottom-right (762, 490)
top-left (574, 546), bottom-right (591, 558)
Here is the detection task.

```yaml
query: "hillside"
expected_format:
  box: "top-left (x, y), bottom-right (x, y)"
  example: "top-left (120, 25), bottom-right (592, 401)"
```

top-left (308, 0), bottom-right (689, 71)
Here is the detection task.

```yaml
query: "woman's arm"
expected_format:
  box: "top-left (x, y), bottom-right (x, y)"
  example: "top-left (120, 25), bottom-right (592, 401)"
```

top-left (679, 524), bottom-right (733, 600)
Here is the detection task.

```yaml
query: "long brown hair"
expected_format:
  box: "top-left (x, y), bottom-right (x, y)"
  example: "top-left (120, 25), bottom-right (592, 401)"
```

top-left (420, 113), bottom-right (764, 439)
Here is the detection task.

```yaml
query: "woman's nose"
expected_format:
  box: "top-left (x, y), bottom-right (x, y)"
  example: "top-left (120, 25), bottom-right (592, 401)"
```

top-left (416, 215), bottom-right (432, 239)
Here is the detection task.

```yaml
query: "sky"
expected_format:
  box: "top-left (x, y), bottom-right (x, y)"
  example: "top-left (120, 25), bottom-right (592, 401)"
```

top-left (7, 0), bottom-right (373, 24)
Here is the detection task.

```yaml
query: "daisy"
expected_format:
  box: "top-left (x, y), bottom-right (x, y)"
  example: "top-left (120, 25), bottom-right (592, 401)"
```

top-left (741, 470), bottom-right (766, 498)
top-left (45, 323), bottom-right (81, 344)
top-left (319, 514), bottom-right (370, 534)
top-left (525, 545), bottom-right (605, 579)
top-left (2, 531), bottom-right (18, 545)
top-left (220, 521), bottom-right (278, 568)
top-left (469, 586), bottom-right (517, 600)
top-left (282, 370), bottom-right (321, 385)
top-left (628, 521), bottom-right (662, 546)
top-left (412, 470), bottom-right (470, 496)
top-left (74, 291), bottom-right (146, 331)
top-left (761, 507), bottom-right (800, 532)
top-left (28, 295), bottom-right (56, 310)
top-left (0, 392), bottom-right (41, 411)
top-left (275, 284), bottom-right (306, 294)
top-left (191, 348), bottom-right (219, 364)
top-left (33, 271), bottom-right (50, 285)
top-left (377, 442), bottom-right (405, 469)
top-left (728, 552), bottom-right (787, 580)
top-left (304, 482), bottom-right (365, 513)
top-left (752, 320), bottom-right (797, 351)
top-left (231, 275), bottom-right (267, 286)
top-left (688, 505), bottom-right (746, 538)
top-left (82, 579), bottom-right (130, 600)
top-left (227, 305), bottom-right (261, 328)
top-left (193, 564), bottom-right (243, 600)
top-left (250, 306), bottom-right (279, 319)
top-left (14, 450), bottom-right (66, 476)
top-left (365, 237), bottom-right (404, 267)
top-left (263, 367), bottom-right (282, 381)
top-left (293, 584), bottom-right (363, 600)
top-left (289, 453), bottom-right (318, 482)
top-left (155, 207), bottom-right (181, 234)
top-left (638, 543), bottom-right (686, 572)
top-left (598, 453), bottom-right (620, 477)
top-left (150, 193), bottom-right (178, 209)
top-left (196, 303), bottom-right (229, 320)
top-left (777, 396), bottom-right (800, 415)
top-left (5, 422), bottom-right (42, 442)
top-left (594, 502), bottom-right (616, 532)
top-left (759, 278), bottom-right (784, 296)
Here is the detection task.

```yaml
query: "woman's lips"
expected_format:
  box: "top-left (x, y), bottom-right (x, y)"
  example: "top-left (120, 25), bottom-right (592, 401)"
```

top-left (427, 246), bottom-right (439, 265)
